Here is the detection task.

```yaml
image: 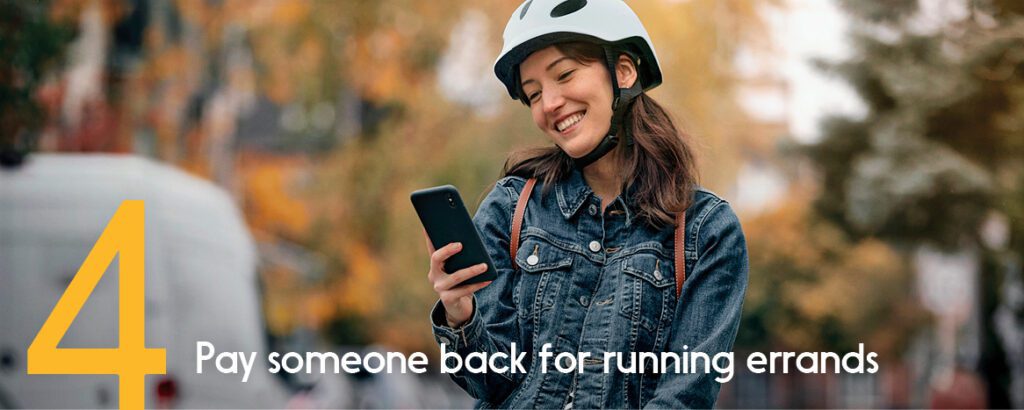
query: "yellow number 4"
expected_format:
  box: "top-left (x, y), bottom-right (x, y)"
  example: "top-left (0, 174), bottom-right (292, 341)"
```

top-left (28, 200), bottom-right (166, 408)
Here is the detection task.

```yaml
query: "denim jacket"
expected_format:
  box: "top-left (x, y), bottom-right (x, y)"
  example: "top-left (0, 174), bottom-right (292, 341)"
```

top-left (430, 168), bottom-right (748, 408)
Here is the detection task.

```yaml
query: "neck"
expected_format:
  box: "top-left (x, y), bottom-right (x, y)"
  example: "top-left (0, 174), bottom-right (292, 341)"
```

top-left (581, 146), bottom-right (623, 208)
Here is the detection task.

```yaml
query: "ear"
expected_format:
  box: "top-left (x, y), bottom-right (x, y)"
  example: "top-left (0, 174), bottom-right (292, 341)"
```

top-left (615, 54), bottom-right (639, 89)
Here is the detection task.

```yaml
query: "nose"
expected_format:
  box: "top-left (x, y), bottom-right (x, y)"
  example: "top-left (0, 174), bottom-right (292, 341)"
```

top-left (540, 86), bottom-right (565, 116)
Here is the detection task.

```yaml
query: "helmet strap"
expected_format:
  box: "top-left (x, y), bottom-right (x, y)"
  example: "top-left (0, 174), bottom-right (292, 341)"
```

top-left (572, 47), bottom-right (643, 169)
top-left (572, 133), bottom-right (620, 168)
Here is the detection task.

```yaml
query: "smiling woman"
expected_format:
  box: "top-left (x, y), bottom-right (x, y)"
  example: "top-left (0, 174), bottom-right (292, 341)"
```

top-left (423, 0), bottom-right (749, 408)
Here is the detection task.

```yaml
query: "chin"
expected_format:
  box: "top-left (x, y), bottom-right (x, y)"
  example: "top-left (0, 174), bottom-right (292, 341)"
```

top-left (559, 135), bottom-right (604, 159)
top-left (559, 143), bottom-right (595, 159)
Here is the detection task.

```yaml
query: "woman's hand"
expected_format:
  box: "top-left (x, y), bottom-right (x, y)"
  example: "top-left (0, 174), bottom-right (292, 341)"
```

top-left (426, 236), bottom-right (493, 328)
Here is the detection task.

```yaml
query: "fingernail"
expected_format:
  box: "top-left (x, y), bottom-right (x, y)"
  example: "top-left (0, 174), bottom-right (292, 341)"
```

top-left (455, 242), bottom-right (462, 248)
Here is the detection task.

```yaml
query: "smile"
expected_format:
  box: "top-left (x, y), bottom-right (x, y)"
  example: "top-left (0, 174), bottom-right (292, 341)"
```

top-left (555, 111), bottom-right (586, 133)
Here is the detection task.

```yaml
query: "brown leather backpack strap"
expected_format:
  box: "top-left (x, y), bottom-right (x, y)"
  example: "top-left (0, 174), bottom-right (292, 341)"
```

top-left (674, 211), bottom-right (687, 298)
top-left (510, 178), bottom-right (537, 270)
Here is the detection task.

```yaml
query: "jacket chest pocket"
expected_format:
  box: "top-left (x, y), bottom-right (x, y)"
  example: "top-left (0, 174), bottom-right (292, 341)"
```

top-left (618, 253), bottom-right (676, 335)
top-left (513, 238), bottom-right (574, 324)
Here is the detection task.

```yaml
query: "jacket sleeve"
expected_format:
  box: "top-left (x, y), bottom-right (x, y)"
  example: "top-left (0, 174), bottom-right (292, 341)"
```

top-left (429, 178), bottom-right (525, 404)
top-left (643, 200), bottom-right (749, 409)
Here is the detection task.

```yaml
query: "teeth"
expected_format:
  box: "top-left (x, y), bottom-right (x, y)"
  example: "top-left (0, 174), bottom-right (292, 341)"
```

top-left (556, 112), bottom-right (585, 132)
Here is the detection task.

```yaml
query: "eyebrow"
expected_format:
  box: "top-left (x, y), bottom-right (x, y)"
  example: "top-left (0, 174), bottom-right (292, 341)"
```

top-left (520, 57), bottom-right (574, 88)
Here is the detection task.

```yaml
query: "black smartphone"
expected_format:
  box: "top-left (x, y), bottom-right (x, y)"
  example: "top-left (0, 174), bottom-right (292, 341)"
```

top-left (411, 185), bottom-right (497, 285)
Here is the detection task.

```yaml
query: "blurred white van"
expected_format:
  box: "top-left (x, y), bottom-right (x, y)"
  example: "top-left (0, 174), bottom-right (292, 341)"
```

top-left (0, 154), bottom-right (289, 408)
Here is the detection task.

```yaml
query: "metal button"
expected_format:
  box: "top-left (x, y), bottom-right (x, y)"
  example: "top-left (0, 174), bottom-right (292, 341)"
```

top-left (588, 241), bottom-right (601, 252)
top-left (579, 295), bottom-right (590, 307)
top-left (588, 204), bottom-right (598, 216)
top-left (439, 336), bottom-right (451, 346)
top-left (654, 269), bottom-right (663, 281)
top-left (526, 254), bottom-right (539, 266)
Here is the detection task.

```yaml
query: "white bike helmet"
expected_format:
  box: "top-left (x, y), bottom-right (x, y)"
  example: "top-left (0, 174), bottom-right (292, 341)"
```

top-left (493, 0), bottom-right (663, 102)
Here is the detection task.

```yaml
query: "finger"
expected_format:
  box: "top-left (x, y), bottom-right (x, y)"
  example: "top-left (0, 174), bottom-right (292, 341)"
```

top-left (434, 263), bottom-right (487, 294)
top-left (423, 229), bottom-right (435, 254)
top-left (443, 280), bottom-right (492, 302)
top-left (438, 263), bottom-right (489, 290)
top-left (430, 242), bottom-right (463, 271)
top-left (424, 230), bottom-right (439, 282)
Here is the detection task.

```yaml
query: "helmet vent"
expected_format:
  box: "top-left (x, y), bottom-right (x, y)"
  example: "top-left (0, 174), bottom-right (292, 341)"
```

top-left (519, 0), bottom-right (533, 19)
top-left (550, 0), bottom-right (587, 18)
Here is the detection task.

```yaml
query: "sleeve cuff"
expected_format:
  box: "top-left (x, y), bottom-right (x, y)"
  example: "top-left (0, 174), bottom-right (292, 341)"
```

top-left (429, 297), bottom-right (484, 350)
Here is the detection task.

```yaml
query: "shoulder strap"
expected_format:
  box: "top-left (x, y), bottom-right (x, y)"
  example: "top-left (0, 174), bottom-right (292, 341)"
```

top-left (509, 178), bottom-right (537, 270)
top-left (509, 177), bottom-right (687, 299)
top-left (674, 211), bottom-right (687, 298)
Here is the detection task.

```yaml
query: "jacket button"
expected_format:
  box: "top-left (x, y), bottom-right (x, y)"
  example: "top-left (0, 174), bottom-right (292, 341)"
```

top-left (588, 204), bottom-right (598, 216)
top-left (526, 254), bottom-right (539, 266)
top-left (588, 241), bottom-right (601, 252)
top-left (439, 336), bottom-right (451, 346)
top-left (579, 295), bottom-right (590, 307)
top-left (654, 269), bottom-right (663, 281)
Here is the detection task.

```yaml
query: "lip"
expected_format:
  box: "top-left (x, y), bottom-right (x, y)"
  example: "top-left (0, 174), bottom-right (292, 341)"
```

top-left (552, 110), bottom-right (586, 133)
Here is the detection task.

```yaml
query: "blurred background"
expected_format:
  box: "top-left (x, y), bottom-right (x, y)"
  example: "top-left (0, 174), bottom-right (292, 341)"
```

top-left (1, 0), bottom-right (1022, 408)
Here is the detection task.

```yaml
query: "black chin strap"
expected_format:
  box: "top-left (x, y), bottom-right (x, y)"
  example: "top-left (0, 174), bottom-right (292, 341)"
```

top-left (572, 132), bottom-right (620, 168)
top-left (572, 48), bottom-right (644, 169)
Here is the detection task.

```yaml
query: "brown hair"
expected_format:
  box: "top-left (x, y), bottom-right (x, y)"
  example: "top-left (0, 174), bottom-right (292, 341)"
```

top-left (502, 42), bottom-right (699, 228)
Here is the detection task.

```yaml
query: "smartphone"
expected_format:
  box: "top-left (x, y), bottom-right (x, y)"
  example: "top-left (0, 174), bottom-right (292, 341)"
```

top-left (411, 185), bottom-right (497, 285)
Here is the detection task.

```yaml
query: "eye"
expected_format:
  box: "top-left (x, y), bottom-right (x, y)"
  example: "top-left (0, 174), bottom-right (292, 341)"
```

top-left (558, 70), bottom-right (575, 81)
top-left (527, 91), bottom-right (541, 103)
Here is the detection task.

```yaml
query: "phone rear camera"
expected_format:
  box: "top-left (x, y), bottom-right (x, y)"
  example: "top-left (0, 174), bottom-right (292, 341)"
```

top-left (447, 194), bottom-right (456, 208)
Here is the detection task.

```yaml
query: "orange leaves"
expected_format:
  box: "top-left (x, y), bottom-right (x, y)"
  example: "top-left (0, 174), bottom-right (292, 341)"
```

top-left (47, 0), bottom-right (89, 23)
top-left (742, 191), bottom-right (925, 355)
top-left (49, 0), bottom-right (127, 25)
top-left (334, 240), bottom-right (385, 317)
top-left (237, 153), bottom-right (312, 239)
top-left (268, 0), bottom-right (312, 27)
top-left (145, 45), bottom-right (195, 83)
top-left (347, 29), bottom-right (408, 101)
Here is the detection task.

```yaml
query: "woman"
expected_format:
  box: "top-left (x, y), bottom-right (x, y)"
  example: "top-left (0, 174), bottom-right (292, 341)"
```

top-left (426, 0), bottom-right (748, 407)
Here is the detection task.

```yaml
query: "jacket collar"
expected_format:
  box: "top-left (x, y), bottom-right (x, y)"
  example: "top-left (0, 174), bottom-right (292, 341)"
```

top-left (554, 167), bottom-right (636, 226)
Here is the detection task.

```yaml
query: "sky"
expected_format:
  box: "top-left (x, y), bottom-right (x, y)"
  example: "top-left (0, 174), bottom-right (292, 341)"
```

top-left (733, 0), bottom-right (868, 212)
top-left (738, 0), bottom-right (866, 144)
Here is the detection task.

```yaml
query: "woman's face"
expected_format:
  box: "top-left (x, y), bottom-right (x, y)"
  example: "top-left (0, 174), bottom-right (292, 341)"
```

top-left (519, 46), bottom-right (615, 158)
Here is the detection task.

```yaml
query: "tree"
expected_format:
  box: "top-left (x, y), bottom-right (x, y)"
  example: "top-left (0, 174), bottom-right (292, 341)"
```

top-left (739, 188), bottom-right (927, 358)
top-left (0, 0), bottom-right (76, 166)
top-left (805, 0), bottom-right (1024, 406)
